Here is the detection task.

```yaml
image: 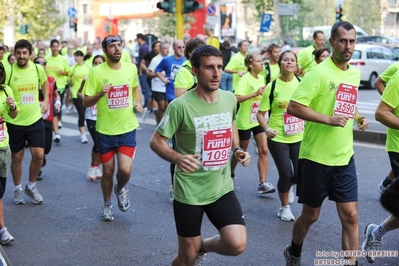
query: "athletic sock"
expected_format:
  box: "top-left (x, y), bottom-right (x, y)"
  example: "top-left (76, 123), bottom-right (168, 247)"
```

top-left (104, 201), bottom-right (112, 206)
top-left (373, 223), bottom-right (387, 239)
top-left (15, 184), bottom-right (22, 191)
top-left (382, 176), bottom-right (394, 187)
top-left (27, 182), bottom-right (36, 189)
top-left (290, 239), bottom-right (302, 258)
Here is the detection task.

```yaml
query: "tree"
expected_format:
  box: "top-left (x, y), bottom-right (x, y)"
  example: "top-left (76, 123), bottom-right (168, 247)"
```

top-left (144, 12), bottom-right (196, 39)
top-left (0, 0), bottom-right (65, 41)
top-left (344, 0), bottom-right (382, 34)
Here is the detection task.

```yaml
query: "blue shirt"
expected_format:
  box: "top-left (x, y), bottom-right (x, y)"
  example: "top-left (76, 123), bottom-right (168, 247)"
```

top-left (155, 55), bottom-right (186, 101)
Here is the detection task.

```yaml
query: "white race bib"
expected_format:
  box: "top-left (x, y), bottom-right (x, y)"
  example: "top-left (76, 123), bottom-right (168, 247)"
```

top-left (202, 128), bottom-right (232, 168)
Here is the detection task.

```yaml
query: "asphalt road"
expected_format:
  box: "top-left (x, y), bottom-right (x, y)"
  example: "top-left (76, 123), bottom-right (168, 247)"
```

top-left (2, 113), bottom-right (398, 266)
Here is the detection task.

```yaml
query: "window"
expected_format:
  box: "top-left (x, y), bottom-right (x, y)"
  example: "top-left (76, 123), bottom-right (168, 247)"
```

top-left (370, 48), bottom-right (383, 59)
top-left (382, 48), bottom-right (396, 60)
top-left (352, 50), bottom-right (361, 59)
top-left (83, 4), bottom-right (88, 14)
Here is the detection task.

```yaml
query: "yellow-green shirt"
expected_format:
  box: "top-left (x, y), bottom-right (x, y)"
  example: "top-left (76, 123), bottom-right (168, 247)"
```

top-left (297, 45), bottom-right (316, 74)
top-left (380, 62), bottom-right (399, 83)
top-left (174, 60), bottom-right (196, 90)
top-left (290, 57), bottom-right (360, 166)
top-left (82, 62), bottom-right (139, 135)
top-left (5, 63), bottom-right (47, 126)
top-left (235, 72), bottom-right (264, 130)
top-left (0, 85), bottom-right (16, 147)
top-left (225, 52), bottom-right (247, 92)
top-left (69, 63), bottom-right (91, 98)
top-left (206, 36), bottom-right (220, 49)
top-left (45, 55), bottom-right (70, 91)
top-left (382, 70), bottom-right (399, 152)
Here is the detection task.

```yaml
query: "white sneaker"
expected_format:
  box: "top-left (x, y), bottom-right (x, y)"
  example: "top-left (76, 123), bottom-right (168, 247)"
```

top-left (142, 107), bottom-right (149, 121)
top-left (278, 205), bottom-right (295, 222)
top-left (95, 166), bottom-right (102, 179)
top-left (0, 227), bottom-right (14, 245)
top-left (87, 166), bottom-right (96, 181)
top-left (54, 134), bottom-right (61, 143)
top-left (81, 134), bottom-right (88, 144)
top-left (288, 186), bottom-right (295, 205)
top-left (58, 121), bottom-right (63, 129)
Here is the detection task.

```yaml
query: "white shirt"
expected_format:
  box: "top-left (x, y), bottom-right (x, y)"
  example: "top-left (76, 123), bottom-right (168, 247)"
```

top-left (149, 54), bottom-right (166, 93)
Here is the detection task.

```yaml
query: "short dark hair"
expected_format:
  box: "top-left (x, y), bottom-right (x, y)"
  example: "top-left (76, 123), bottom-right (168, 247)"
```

top-left (331, 21), bottom-right (356, 40)
top-left (50, 39), bottom-right (59, 47)
top-left (237, 40), bottom-right (248, 49)
top-left (190, 45), bottom-right (222, 69)
top-left (0, 47), bottom-right (4, 52)
top-left (136, 33), bottom-right (145, 41)
top-left (15, 39), bottom-right (33, 55)
top-left (73, 50), bottom-right (84, 57)
top-left (0, 62), bottom-right (5, 88)
top-left (312, 48), bottom-right (330, 60)
top-left (184, 38), bottom-right (206, 59)
top-left (92, 55), bottom-right (106, 64)
top-left (267, 43), bottom-right (280, 53)
top-left (313, 31), bottom-right (324, 39)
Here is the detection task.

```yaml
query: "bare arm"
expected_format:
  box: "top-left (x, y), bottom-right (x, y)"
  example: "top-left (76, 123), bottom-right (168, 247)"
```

top-left (375, 100), bottom-right (399, 129)
top-left (374, 76), bottom-right (386, 95)
top-left (147, 70), bottom-right (157, 79)
top-left (231, 122), bottom-right (251, 166)
top-left (139, 59), bottom-right (148, 75)
top-left (40, 80), bottom-right (49, 114)
top-left (155, 72), bottom-right (170, 84)
top-left (133, 85), bottom-right (143, 113)
top-left (236, 86), bottom-right (265, 103)
top-left (83, 83), bottom-right (110, 108)
top-left (175, 88), bottom-right (187, 98)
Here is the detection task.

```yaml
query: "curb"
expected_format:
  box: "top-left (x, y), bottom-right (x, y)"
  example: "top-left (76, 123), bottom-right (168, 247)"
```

top-left (354, 130), bottom-right (386, 146)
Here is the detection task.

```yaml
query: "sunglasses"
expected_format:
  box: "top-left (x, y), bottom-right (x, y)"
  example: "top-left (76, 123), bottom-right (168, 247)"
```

top-left (177, 46), bottom-right (185, 49)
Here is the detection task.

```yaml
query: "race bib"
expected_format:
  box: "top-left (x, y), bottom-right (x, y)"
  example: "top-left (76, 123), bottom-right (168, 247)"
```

top-left (22, 93), bottom-right (35, 104)
top-left (251, 102), bottom-right (260, 123)
top-left (202, 128), bottom-right (232, 168)
top-left (107, 84), bottom-right (130, 109)
top-left (282, 112), bottom-right (304, 135)
top-left (0, 122), bottom-right (6, 142)
top-left (91, 105), bottom-right (97, 116)
top-left (333, 83), bottom-right (357, 119)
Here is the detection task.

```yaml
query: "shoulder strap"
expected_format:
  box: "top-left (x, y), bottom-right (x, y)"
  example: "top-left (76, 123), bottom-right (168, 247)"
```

top-left (264, 62), bottom-right (271, 85)
top-left (7, 64), bottom-right (13, 86)
top-left (268, 80), bottom-right (277, 117)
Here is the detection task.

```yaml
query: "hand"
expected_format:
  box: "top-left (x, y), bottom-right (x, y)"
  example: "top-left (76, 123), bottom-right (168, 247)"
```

top-left (134, 103), bottom-right (144, 113)
top-left (257, 86), bottom-right (266, 96)
top-left (163, 78), bottom-right (170, 85)
top-left (54, 102), bottom-right (61, 113)
top-left (177, 155), bottom-right (201, 174)
top-left (235, 150), bottom-right (250, 167)
top-left (41, 101), bottom-right (48, 114)
top-left (5, 97), bottom-right (15, 110)
top-left (238, 71), bottom-right (246, 77)
top-left (266, 129), bottom-right (278, 139)
top-left (356, 116), bottom-right (368, 131)
top-left (328, 115), bottom-right (349, 127)
top-left (100, 84), bottom-right (111, 97)
top-left (58, 70), bottom-right (65, 76)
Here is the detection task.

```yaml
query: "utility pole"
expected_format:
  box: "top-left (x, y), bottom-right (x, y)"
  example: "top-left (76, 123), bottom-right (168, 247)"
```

top-left (176, 0), bottom-right (183, 40)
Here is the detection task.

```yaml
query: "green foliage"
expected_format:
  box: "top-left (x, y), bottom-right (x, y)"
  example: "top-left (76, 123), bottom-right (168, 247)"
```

top-left (144, 12), bottom-right (196, 39)
top-left (344, 0), bottom-right (380, 34)
top-left (0, 0), bottom-right (65, 41)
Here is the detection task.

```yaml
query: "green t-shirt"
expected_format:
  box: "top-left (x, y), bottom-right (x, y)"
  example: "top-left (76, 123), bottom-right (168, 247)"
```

top-left (0, 58), bottom-right (10, 68)
top-left (297, 45), bottom-right (316, 73)
top-left (260, 63), bottom-right (280, 85)
top-left (82, 62), bottom-right (139, 135)
top-left (0, 86), bottom-right (16, 147)
top-left (380, 62), bottom-right (399, 83)
top-left (156, 89), bottom-right (237, 205)
top-left (45, 55), bottom-right (70, 91)
top-left (69, 63), bottom-right (91, 98)
top-left (174, 60), bottom-right (196, 90)
top-left (5, 63), bottom-right (47, 126)
top-left (84, 56), bottom-right (94, 68)
top-left (225, 52), bottom-right (247, 92)
top-left (259, 77), bottom-right (303, 143)
top-left (290, 57), bottom-right (360, 166)
top-left (121, 49), bottom-right (132, 63)
top-left (235, 72), bottom-right (264, 130)
top-left (381, 71), bottom-right (399, 152)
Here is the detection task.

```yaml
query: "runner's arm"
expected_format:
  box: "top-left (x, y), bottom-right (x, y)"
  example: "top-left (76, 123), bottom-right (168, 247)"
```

top-left (231, 122), bottom-right (250, 166)
top-left (287, 100), bottom-right (349, 127)
top-left (40, 80), bottom-right (49, 113)
top-left (83, 83), bottom-right (110, 108)
top-left (149, 132), bottom-right (200, 173)
top-left (374, 76), bottom-right (386, 96)
top-left (133, 85), bottom-right (143, 113)
top-left (375, 100), bottom-right (399, 129)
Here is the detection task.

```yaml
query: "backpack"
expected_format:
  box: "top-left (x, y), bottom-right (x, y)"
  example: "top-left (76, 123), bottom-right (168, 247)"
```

top-left (174, 64), bottom-right (197, 91)
top-left (268, 75), bottom-right (301, 117)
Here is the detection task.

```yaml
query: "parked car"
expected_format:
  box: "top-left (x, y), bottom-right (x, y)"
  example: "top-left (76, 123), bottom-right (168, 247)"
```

top-left (356, 35), bottom-right (399, 49)
top-left (349, 44), bottom-right (399, 89)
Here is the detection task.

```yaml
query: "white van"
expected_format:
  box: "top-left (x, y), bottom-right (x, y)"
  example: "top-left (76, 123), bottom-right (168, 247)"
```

top-left (303, 25), bottom-right (368, 40)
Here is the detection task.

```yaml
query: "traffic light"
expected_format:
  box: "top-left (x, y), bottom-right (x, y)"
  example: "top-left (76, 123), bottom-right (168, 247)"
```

top-left (73, 18), bottom-right (78, 32)
top-left (336, 5), bottom-right (343, 22)
top-left (157, 0), bottom-right (173, 13)
top-left (183, 0), bottom-right (203, 13)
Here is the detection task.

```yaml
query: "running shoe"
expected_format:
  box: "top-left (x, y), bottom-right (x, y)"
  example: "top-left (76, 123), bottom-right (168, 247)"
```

top-left (278, 205), bottom-right (295, 222)
top-left (0, 227), bottom-right (14, 245)
top-left (37, 170), bottom-right (43, 181)
top-left (42, 155), bottom-right (47, 167)
top-left (142, 107), bottom-right (149, 121)
top-left (257, 181), bottom-right (276, 194)
top-left (114, 184), bottom-right (130, 211)
top-left (284, 245), bottom-right (301, 266)
top-left (13, 189), bottom-right (25, 205)
top-left (101, 204), bottom-right (114, 221)
top-left (288, 186), bottom-right (295, 205)
top-left (361, 223), bottom-right (382, 263)
top-left (193, 252), bottom-right (206, 266)
top-left (95, 166), bottom-right (102, 179)
top-left (169, 185), bottom-right (174, 204)
top-left (377, 179), bottom-right (389, 194)
top-left (24, 185), bottom-right (43, 204)
top-left (81, 134), bottom-right (88, 144)
top-left (54, 134), bottom-right (61, 143)
top-left (87, 166), bottom-right (96, 181)
top-left (58, 121), bottom-right (63, 129)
